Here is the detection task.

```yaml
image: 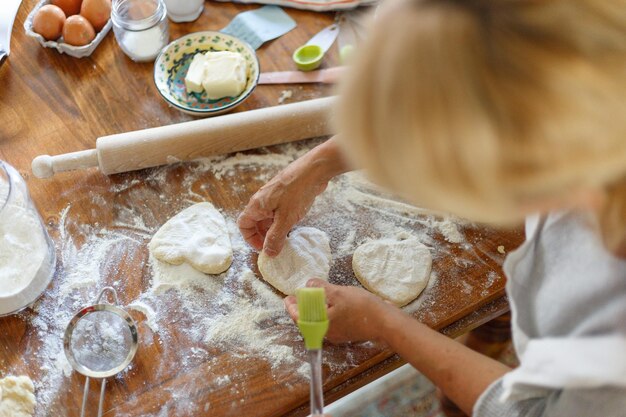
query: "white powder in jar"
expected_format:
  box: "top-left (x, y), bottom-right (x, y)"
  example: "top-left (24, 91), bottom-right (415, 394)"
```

top-left (0, 204), bottom-right (46, 295)
top-left (121, 26), bottom-right (167, 61)
top-left (0, 182), bottom-right (52, 314)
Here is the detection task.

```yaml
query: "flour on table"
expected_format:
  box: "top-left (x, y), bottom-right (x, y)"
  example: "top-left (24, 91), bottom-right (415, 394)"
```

top-left (22, 140), bottom-right (480, 416)
top-left (437, 219), bottom-right (463, 243)
top-left (150, 255), bottom-right (222, 294)
top-left (127, 300), bottom-right (159, 333)
top-left (352, 237), bottom-right (432, 306)
top-left (278, 89), bottom-right (292, 104)
top-left (258, 227), bottom-right (331, 296)
top-left (0, 375), bottom-right (36, 417)
top-left (149, 202), bottom-right (232, 274)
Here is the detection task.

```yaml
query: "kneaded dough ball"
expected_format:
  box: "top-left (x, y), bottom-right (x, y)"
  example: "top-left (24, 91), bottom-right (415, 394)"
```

top-left (149, 202), bottom-right (233, 275)
top-left (352, 237), bottom-right (432, 306)
top-left (0, 375), bottom-right (36, 417)
top-left (257, 227), bottom-right (331, 296)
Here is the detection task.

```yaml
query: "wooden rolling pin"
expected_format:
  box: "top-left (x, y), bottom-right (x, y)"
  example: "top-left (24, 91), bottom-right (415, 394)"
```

top-left (32, 97), bottom-right (336, 179)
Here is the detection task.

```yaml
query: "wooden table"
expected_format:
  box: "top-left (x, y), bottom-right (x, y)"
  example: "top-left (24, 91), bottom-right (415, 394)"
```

top-left (0, 2), bottom-right (524, 416)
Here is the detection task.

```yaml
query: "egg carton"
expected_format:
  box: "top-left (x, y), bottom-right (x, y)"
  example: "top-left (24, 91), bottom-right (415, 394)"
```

top-left (24, 0), bottom-right (112, 58)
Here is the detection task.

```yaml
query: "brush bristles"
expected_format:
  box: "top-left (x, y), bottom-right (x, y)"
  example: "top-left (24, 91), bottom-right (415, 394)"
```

top-left (296, 288), bottom-right (328, 322)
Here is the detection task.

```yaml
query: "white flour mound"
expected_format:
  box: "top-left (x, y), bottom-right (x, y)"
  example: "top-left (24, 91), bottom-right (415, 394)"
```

top-left (201, 268), bottom-right (299, 368)
top-left (258, 227), bottom-right (331, 296)
top-left (0, 375), bottom-right (36, 417)
top-left (352, 237), bottom-right (432, 306)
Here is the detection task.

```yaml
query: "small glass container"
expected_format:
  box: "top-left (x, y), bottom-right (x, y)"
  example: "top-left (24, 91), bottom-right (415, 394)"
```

top-left (0, 161), bottom-right (56, 316)
top-left (111, 0), bottom-right (170, 62)
top-left (163, 0), bottom-right (204, 22)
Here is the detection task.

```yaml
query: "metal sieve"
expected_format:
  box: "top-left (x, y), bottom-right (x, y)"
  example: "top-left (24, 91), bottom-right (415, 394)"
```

top-left (64, 287), bottom-right (138, 417)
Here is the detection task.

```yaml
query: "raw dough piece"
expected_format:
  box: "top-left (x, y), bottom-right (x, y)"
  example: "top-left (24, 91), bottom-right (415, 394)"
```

top-left (149, 202), bottom-right (232, 274)
top-left (257, 227), bottom-right (331, 295)
top-left (352, 238), bottom-right (432, 306)
top-left (0, 375), bottom-right (36, 417)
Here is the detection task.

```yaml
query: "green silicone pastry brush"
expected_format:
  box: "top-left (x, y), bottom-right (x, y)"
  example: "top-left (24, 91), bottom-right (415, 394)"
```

top-left (296, 287), bottom-right (329, 417)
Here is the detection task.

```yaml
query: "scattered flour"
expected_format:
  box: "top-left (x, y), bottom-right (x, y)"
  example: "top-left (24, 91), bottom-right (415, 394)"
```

top-left (437, 219), bottom-right (464, 243)
top-left (485, 271), bottom-right (499, 288)
top-left (278, 89), bottom-right (293, 104)
top-left (195, 152), bottom-right (300, 181)
top-left (127, 300), bottom-right (159, 333)
top-left (14, 139), bottom-right (486, 416)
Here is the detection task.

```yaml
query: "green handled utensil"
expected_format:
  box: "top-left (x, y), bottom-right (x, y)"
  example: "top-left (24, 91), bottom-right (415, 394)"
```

top-left (296, 287), bottom-right (329, 416)
top-left (293, 23), bottom-right (339, 71)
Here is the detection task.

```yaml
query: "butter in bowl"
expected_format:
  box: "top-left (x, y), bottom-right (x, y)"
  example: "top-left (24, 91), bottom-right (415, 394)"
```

top-left (24, 0), bottom-right (112, 58)
top-left (153, 31), bottom-right (260, 117)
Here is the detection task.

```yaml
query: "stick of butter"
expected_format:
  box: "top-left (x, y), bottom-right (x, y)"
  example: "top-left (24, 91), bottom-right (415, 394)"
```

top-left (185, 53), bottom-right (208, 94)
top-left (202, 51), bottom-right (248, 100)
top-left (184, 51), bottom-right (248, 99)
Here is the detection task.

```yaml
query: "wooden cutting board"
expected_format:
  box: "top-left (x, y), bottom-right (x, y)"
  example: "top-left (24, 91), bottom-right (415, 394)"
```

top-left (0, 138), bottom-right (523, 417)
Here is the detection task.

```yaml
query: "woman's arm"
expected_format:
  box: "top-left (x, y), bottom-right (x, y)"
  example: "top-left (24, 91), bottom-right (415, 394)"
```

top-left (238, 136), bottom-right (351, 256)
top-left (285, 279), bottom-right (511, 415)
top-left (380, 304), bottom-right (511, 415)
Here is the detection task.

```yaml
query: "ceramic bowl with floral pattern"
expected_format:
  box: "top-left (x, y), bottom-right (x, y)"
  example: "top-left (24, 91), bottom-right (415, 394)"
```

top-left (154, 31), bottom-right (260, 116)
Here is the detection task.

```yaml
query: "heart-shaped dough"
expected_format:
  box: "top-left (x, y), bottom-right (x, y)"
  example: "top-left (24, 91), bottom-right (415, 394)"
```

top-left (257, 227), bottom-right (331, 295)
top-left (352, 237), bottom-right (432, 306)
top-left (149, 202), bottom-right (232, 274)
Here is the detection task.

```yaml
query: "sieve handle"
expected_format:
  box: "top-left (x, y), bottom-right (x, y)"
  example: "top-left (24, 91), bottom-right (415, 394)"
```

top-left (81, 377), bottom-right (89, 417)
top-left (98, 379), bottom-right (106, 417)
top-left (80, 377), bottom-right (107, 417)
top-left (95, 287), bottom-right (120, 306)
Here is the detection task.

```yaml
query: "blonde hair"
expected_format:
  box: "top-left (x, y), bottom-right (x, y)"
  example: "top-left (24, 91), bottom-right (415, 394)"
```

top-left (338, 0), bottom-right (626, 251)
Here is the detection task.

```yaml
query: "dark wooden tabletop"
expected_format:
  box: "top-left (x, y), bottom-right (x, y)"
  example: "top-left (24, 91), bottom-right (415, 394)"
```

top-left (0, 1), bottom-right (524, 416)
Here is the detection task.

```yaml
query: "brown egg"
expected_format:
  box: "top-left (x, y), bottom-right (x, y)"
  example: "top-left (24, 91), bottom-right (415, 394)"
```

top-left (80, 0), bottom-right (111, 32)
top-left (51, 0), bottom-right (82, 16)
top-left (32, 5), bottom-right (66, 41)
top-left (62, 15), bottom-right (95, 46)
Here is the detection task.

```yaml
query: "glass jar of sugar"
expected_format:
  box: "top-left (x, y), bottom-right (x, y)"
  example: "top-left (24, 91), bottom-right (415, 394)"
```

top-left (111, 0), bottom-right (169, 62)
top-left (0, 161), bottom-right (56, 316)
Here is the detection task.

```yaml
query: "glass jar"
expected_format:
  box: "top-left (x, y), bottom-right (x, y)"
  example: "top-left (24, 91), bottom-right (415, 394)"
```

top-left (163, 0), bottom-right (204, 23)
top-left (111, 0), bottom-right (170, 62)
top-left (0, 161), bottom-right (56, 316)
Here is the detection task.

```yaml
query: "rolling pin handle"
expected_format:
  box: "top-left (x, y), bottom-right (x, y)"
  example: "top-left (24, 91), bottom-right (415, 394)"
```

top-left (32, 149), bottom-right (99, 179)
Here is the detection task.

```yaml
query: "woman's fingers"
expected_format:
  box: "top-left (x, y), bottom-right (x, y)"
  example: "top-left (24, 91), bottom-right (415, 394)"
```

top-left (305, 278), bottom-right (338, 305)
top-left (263, 211), bottom-right (296, 257)
top-left (237, 201), bottom-right (274, 250)
top-left (284, 296), bottom-right (298, 321)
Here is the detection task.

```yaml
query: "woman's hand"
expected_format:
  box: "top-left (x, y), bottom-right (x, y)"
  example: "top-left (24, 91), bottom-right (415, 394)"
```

top-left (238, 137), bottom-right (350, 256)
top-left (284, 279), bottom-right (396, 344)
top-left (237, 157), bottom-right (329, 256)
top-left (285, 278), bottom-right (512, 416)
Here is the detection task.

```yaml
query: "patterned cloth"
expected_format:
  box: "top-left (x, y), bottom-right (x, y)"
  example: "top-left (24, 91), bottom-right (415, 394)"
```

top-left (325, 366), bottom-right (445, 417)
top-left (215, 0), bottom-right (377, 12)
